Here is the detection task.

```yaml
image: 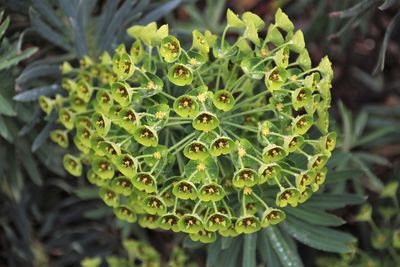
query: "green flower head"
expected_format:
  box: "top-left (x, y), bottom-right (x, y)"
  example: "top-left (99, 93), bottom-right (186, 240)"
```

top-left (167, 64), bottom-right (193, 86)
top-left (63, 154), bottom-right (82, 177)
top-left (276, 187), bottom-right (300, 207)
top-left (261, 208), bottom-right (286, 227)
top-left (160, 35), bottom-right (181, 62)
top-left (42, 8), bottom-right (335, 240)
top-left (235, 215), bottom-right (261, 234)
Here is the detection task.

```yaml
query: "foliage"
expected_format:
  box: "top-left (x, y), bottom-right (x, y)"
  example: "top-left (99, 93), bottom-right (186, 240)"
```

top-left (2, 1), bottom-right (400, 266)
top-left (81, 239), bottom-right (196, 267)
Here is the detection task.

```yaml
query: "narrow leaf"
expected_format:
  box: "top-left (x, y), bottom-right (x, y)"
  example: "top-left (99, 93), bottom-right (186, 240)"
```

top-left (0, 93), bottom-right (16, 116)
top-left (305, 193), bottom-right (365, 209)
top-left (285, 206), bottom-right (345, 226)
top-left (374, 11), bottom-right (400, 73)
top-left (14, 84), bottom-right (60, 102)
top-left (265, 227), bottom-right (304, 267)
top-left (242, 233), bottom-right (257, 267)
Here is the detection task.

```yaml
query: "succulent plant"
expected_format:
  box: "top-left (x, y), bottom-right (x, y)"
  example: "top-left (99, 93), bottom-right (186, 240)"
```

top-left (40, 8), bottom-right (335, 243)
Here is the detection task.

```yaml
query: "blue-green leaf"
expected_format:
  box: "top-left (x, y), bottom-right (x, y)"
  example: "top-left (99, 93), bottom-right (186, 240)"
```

top-left (242, 233), bottom-right (257, 267)
top-left (265, 227), bottom-right (304, 267)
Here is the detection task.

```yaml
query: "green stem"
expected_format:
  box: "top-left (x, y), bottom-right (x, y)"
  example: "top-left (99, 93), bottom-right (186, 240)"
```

top-left (252, 193), bottom-right (269, 210)
top-left (242, 193), bottom-right (247, 215)
top-left (222, 121), bottom-right (258, 133)
top-left (283, 176), bottom-right (294, 187)
top-left (159, 90), bottom-right (176, 100)
top-left (281, 169), bottom-right (298, 177)
top-left (158, 183), bottom-right (173, 197)
top-left (273, 176), bottom-right (284, 190)
top-left (172, 197), bottom-right (178, 214)
top-left (165, 121), bottom-right (192, 127)
top-left (245, 154), bottom-right (264, 165)
top-left (192, 201), bottom-right (202, 214)
top-left (224, 107), bottom-right (272, 119)
top-left (231, 90), bottom-right (270, 110)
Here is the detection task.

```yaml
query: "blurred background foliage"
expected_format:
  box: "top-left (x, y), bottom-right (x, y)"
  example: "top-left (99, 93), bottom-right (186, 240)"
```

top-left (0, 0), bottom-right (399, 266)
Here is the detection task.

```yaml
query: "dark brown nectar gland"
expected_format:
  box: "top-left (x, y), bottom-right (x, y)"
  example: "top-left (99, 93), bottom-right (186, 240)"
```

top-left (239, 170), bottom-right (254, 181)
top-left (218, 93), bottom-right (230, 103)
top-left (56, 133), bottom-right (65, 142)
top-left (40, 99), bottom-right (48, 109)
top-left (118, 179), bottom-right (130, 188)
top-left (262, 166), bottom-right (274, 177)
top-left (315, 172), bottom-right (323, 184)
top-left (99, 161), bottom-right (110, 171)
top-left (268, 148), bottom-right (280, 157)
top-left (101, 93), bottom-right (110, 103)
top-left (74, 97), bottom-right (84, 106)
top-left (280, 190), bottom-right (293, 200)
top-left (96, 118), bottom-right (105, 128)
top-left (179, 97), bottom-right (193, 108)
top-left (82, 128), bottom-right (91, 138)
top-left (246, 202), bottom-right (256, 211)
top-left (149, 198), bottom-right (162, 208)
top-left (80, 84), bottom-right (89, 94)
top-left (210, 214), bottom-right (226, 224)
top-left (326, 138), bottom-right (333, 150)
top-left (198, 113), bottom-right (213, 124)
top-left (62, 111), bottom-right (71, 122)
top-left (174, 66), bottom-right (189, 78)
top-left (123, 110), bottom-right (136, 122)
top-left (144, 214), bottom-right (157, 222)
top-left (190, 143), bottom-right (205, 153)
top-left (106, 191), bottom-right (116, 199)
top-left (167, 42), bottom-right (179, 54)
top-left (296, 89), bottom-right (306, 101)
top-left (312, 156), bottom-right (323, 168)
top-left (197, 36), bottom-right (206, 45)
top-left (113, 107), bottom-right (122, 117)
top-left (218, 207), bottom-right (228, 214)
top-left (184, 217), bottom-right (197, 226)
top-left (289, 137), bottom-right (298, 148)
top-left (243, 217), bottom-right (256, 227)
top-left (79, 59), bottom-right (87, 68)
top-left (106, 145), bottom-right (117, 156)
top-left (122, 156), bottom-right (134, 168)
top-left (163, 215), bottom-right (178, 225)
top-left (269, 70), bottom-right (280, 81)
top-left (300, 174), bottom-right (309, 186)
top-left (179, 182), bottom-right (193, 193)
top-left (123, 60), bottom-right (131, 74)
top-left (266, 211), bottom-right (279, 220)
top-left (82, 74), bottom-right (91, 82)
top-left (140, 128), bottom-right (154, 138)
top-left (117, 86), bottom-right (128, 97)
top-left (214, 139), bottom-right (228, 149)
top-left (296, 117), bottom-right (307, 128)
top-left (138, 174), bottom-right (152, 185)
top-left (133, 47), bottom-right (141, 56)
top-left (121, 207), bottom-right (132, 216)
top-left (68, 159), bottom-right (77, 168)
top-left (203, 185), bottom-right (218, 194)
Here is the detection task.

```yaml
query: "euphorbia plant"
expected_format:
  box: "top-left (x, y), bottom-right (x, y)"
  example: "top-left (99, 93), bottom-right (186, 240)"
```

top-left (40, 8), bottom-right (335, 243)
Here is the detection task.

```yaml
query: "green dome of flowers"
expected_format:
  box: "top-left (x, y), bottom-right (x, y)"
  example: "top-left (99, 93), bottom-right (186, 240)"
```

top-left (42, 8), bottom-right (335, 243)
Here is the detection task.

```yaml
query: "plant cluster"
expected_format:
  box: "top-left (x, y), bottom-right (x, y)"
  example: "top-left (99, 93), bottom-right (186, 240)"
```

top-left (81, 239), bottom-right (195, 267)
top-left (40, 8), bottom-right (335, 243)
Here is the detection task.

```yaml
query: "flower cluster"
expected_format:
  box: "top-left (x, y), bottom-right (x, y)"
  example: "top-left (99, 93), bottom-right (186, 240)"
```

top-left (81, 239), bottom-right (195, 267)
top-left (40, 9), bottom-right (335, 243)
